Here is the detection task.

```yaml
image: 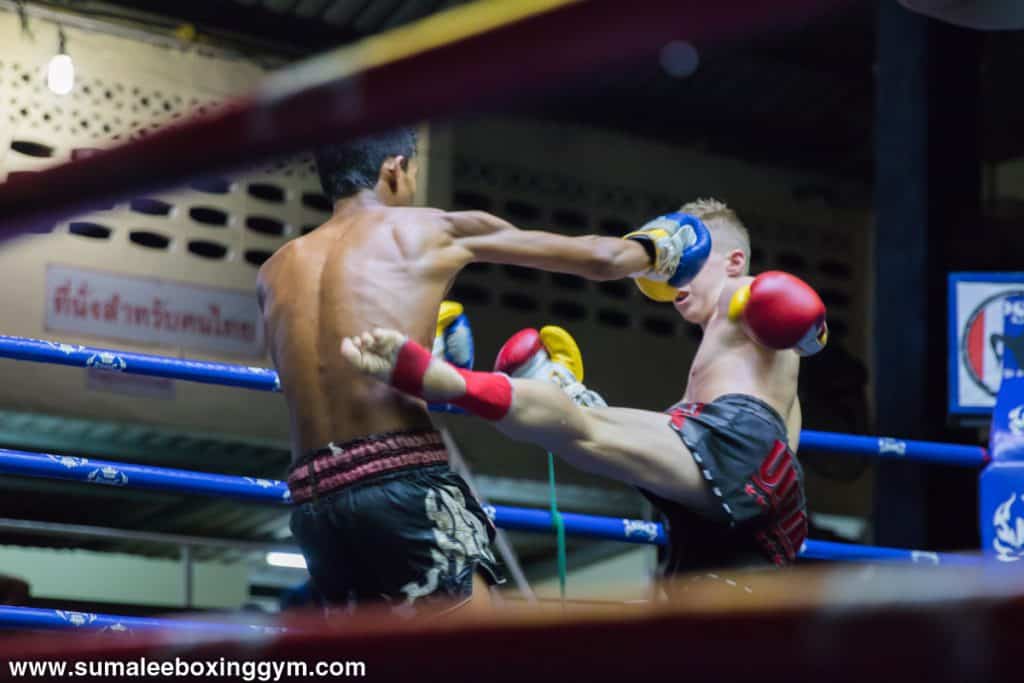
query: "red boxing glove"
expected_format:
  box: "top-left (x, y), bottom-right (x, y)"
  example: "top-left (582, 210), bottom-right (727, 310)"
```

top-left (728, 271), bottom-right (828, 356)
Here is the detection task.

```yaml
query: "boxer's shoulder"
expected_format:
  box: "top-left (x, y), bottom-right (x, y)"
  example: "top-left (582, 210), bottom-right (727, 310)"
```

top-left (255, 239), bottom-right (291, 285)
top-left (389, 205), bottom-right (447, 227)
top-left (256, 236), bottom-right (312, 286)
top-left (386, 206), bottom-right (459, 250)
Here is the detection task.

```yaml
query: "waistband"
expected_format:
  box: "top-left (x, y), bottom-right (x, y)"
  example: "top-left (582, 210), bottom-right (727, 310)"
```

top-left (287, 429), bottom-right (448, 505)
top-left (669, 393), bottom-right (787, 434)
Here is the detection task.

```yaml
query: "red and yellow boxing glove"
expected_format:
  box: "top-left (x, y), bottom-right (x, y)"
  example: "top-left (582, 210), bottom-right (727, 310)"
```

top-left (494, 326), bottom-right (607, 407)
top-left (728, 271), bottom-right (828, 356)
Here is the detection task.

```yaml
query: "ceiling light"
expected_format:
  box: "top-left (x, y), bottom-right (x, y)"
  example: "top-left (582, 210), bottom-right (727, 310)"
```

top-left (265, 552), bottom-right (307, 570)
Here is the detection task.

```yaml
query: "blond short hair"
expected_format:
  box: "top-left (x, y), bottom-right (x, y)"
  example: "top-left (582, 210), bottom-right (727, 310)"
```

top-left (680, 198), bottom-right (750, 274)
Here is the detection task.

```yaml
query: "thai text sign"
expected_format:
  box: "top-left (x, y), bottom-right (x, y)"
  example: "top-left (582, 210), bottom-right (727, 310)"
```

top-left (45, 264), bottom-right (264, 357)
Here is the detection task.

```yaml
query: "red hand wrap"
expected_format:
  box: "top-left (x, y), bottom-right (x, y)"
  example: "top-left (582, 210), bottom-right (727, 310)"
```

top-left (390, 338), bottom-right (512, 421)
top-left (452, 368), bottom-right (513, 421)
top-left (391, 337), bottom-right (433, 396)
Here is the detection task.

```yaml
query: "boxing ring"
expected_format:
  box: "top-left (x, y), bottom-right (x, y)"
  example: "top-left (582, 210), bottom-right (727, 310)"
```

top-left (0, 327), bottom-right (1005, 633)
top-left (0, 0), bottom-right (1022, 678)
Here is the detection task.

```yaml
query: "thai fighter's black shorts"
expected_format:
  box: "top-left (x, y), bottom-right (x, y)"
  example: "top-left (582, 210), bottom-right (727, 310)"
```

top-left (286, 429), bottom-right (504, 614)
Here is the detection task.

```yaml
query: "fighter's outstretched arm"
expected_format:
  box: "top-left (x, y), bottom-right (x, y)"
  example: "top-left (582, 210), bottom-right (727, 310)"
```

top-left (436, 210), bottom-right (650, 281)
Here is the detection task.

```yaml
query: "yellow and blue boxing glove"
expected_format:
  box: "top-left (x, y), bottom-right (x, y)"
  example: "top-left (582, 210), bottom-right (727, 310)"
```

top-left (430, 301), bottom-right (475, 414)
top-left (432, 300), bottom-right (474, 369)
top-left (624, 213), bottom-right (712, 302)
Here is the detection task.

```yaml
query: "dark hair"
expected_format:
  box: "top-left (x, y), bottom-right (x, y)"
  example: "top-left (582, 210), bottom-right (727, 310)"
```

top-left (314, 128), bottom-right (417, 202)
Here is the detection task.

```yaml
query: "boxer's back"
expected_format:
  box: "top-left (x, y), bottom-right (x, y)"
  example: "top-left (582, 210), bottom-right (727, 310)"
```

top-left (259, 205), bottom-right (450, 461)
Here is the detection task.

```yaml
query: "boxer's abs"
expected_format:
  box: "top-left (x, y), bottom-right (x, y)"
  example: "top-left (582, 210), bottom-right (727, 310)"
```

top-left (259, 216), bottom-right (449, 462)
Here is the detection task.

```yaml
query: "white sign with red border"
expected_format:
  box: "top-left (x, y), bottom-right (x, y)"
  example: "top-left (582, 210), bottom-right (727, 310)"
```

top-left (948, 272), bottom-right (1024, 418)
top-left (45, 264), bottom-right (264, 358)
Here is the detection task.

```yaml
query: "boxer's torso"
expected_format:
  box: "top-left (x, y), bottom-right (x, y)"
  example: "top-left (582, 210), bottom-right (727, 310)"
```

top-left (258, 198), bottom-right (455, 461)
top-left (682, 297), bottom-right (801, 444)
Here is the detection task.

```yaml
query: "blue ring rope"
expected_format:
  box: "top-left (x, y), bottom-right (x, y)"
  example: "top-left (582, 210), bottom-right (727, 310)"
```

top-left (0, 446), bottom-right (978, 565)
top-left (0, 605), bottom-right (284, 633)
top-left (0, 334), bottom-right (988, 467)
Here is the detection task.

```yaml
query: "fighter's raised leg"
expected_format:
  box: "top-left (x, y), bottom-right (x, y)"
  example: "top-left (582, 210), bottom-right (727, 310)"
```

top-left (341, 328), bottom-right (719, 516)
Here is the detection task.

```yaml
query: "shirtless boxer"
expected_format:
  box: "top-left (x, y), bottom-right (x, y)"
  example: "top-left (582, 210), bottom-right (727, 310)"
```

top-left (257, 129), bottom-right (707, 612)
top-left (342, 199), bottom-right (827, 579)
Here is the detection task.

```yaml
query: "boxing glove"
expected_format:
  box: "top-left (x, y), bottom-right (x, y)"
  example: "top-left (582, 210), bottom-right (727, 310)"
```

top-left (728, 271), bottom-right (828, 356)
top-left (430, 301), bottom-right (475, 414)
top-left (624, 213), bottom-right (712, 303)
top-left (433, 300), bottom-right (474, 369)
top-left (495, 326), bottom-right (607, 407)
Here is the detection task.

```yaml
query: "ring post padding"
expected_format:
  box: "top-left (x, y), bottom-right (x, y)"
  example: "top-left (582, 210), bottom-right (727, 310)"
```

top-left (980, 294), bottom-right (1024, 562)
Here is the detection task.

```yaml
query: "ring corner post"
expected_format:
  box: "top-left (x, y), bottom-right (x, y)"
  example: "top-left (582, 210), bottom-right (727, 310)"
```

top-left (873, 1), bottom-right (983, 548)
top-left (979, 294), bottom-right (1024, 562)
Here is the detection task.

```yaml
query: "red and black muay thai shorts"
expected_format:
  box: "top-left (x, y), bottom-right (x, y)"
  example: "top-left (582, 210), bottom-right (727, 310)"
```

top-left (287, 429), bottom-right (503, 613)
top-left (642, 394), bottom-right (808, 575)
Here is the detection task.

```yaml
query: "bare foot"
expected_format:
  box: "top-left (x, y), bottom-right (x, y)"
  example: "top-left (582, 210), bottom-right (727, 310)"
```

top-left (340, 328), bottom-right (467, 402)
top-left (341, 328), bottom-right (406, 383)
